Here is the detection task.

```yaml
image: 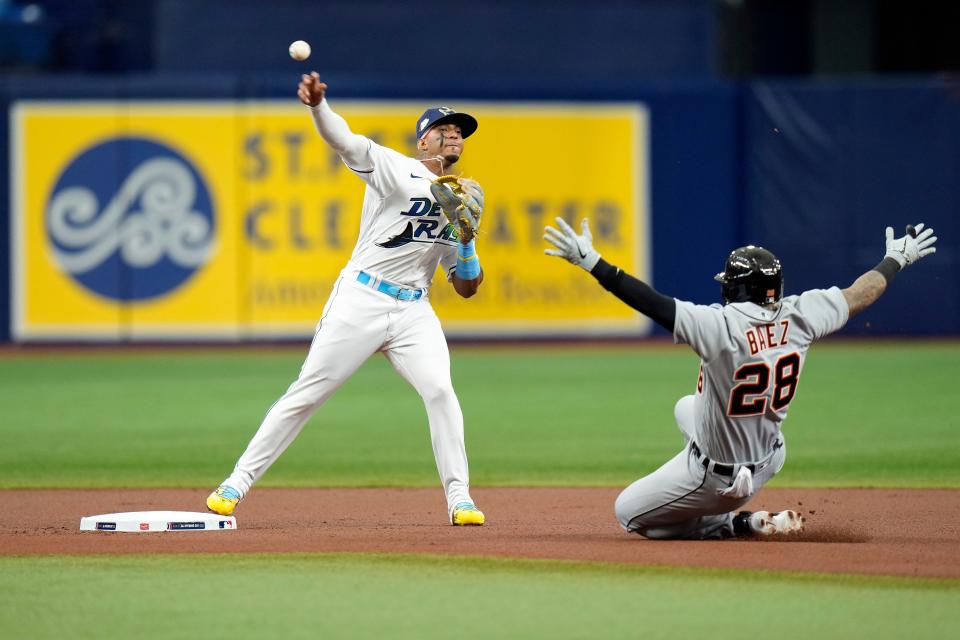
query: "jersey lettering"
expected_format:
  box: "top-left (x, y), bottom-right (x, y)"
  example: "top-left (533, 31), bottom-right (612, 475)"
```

top-left (401, 198), bottom-right (442, 217)
top-left (771, 352), bottom-right (801, 410)
top-left (727, 363), bottom-right (770, 416)
top-left (727, 351), bottom-right (802, 417)
top-left (744, 321), bottom-right (791, 356)
top-left (437, 223), bottom-right (456, 241)
top-left (746, 332), bottom-right (759, 354)
top-left (414, 219), bottom-right (441, 239)
top-left (763, 324), bottom-right (776, 349)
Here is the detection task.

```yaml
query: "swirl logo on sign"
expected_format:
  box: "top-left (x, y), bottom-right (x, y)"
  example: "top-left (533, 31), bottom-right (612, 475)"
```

top-left (46, 137), bottom-right (215, 301)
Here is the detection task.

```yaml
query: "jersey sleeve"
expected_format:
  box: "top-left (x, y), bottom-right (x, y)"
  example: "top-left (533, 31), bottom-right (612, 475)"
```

top-left (308, 102), bottom-right (405, 198)
top-left (347, 142), bottom-right (407, 197)
top-left (795, 286), bottom-right (849, 339)
top-left (673, 300), bottom-right (729, 361)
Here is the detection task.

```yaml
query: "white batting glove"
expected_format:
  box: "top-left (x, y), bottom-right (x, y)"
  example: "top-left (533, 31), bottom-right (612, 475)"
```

top-left (544, 217), bottom-right (601, 272)
top-left (884, 223), bottom-right (937, 268)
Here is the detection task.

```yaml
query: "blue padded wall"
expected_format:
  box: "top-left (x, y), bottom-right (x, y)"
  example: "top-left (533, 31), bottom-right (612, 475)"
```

top-left (154, 0), bottom-right (718, 77)
top-left (743, 78), bottom-right (960, 334)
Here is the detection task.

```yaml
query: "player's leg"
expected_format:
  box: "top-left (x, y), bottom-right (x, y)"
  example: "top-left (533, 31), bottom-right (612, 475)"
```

top-left (673, 395), bottom-right (696, 442)
top-left (214, 279), bottom-right (389, 500)
top-left (382, 300), bottom-right (475, 522)
top-left (615, 441), bottom-right (789, 539)
top-left (614, 445), bottom-right (747, 540)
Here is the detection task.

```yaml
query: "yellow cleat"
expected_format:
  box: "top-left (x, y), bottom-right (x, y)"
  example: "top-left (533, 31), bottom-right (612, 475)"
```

top-left (206, 485), bottom-right (241, 516)
top-left (451, 502), bottom-right (485, 526)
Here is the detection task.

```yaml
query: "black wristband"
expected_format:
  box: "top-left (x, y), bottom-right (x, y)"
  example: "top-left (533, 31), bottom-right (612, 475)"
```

top-left (591, 258), bottom-right (622, 290)
top-left (872, 256), bottom-right (901, 285)
top-left (588, 258), bottom-right (676, 331)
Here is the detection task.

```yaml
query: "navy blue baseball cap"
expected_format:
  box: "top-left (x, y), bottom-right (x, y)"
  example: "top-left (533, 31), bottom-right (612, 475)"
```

top-left (415, 107), bottom-right (478, 140)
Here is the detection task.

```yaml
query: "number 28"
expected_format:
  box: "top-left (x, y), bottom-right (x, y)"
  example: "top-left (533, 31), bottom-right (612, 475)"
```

top-left (727, 352), bottom-right (801, 417)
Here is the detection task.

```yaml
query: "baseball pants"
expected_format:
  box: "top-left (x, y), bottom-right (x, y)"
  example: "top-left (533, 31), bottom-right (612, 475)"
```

top-left (222, 271), bottom-right (474, 517)
top-left (614, 395), bottom-right (786, 539)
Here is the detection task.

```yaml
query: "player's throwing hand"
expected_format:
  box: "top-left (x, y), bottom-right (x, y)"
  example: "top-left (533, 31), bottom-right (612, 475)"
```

top-left (297, 72), bottom-right (327, 107)
top-left (544, 217), bottom-right (601, 271)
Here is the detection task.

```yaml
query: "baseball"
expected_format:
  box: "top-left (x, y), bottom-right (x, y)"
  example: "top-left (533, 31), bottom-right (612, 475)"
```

top-left (288, 40), bottom-right (311, 61)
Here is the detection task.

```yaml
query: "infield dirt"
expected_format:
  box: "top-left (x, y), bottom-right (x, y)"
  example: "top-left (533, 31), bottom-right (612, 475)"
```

top-left (1, 487), bottom-right (957, 578)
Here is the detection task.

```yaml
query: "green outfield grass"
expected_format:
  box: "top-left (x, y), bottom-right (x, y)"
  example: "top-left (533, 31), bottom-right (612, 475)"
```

top-left (0, 554), bottom-right (957, 640)
top-left (0, 342), bottom-right (957, 488)
top-left (2, 343), bottom-right (958, 640)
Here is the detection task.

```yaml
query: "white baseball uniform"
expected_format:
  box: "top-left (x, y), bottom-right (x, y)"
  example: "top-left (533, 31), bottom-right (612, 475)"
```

top-left (614, 287), bottom-right (848, 539)
top-left (218, 100), bottom-right (475, 519)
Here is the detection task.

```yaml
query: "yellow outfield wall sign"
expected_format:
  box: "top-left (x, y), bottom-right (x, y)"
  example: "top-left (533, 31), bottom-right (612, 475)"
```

top-left (11, 100), bottom-right (649, 340)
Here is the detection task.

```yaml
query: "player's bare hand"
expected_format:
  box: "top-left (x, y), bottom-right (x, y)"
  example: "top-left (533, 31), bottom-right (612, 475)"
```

top-left (884, 222), bottom-right (937, 268)
top-left (298, 72), bottom-right (327, 107)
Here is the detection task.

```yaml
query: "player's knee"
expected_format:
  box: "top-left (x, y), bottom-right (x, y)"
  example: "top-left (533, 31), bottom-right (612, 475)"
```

top-left (418, 380), bottom-right (456, 406)
top-left (674, 395), bottom-right (696, 439)
top-left (283, 392), bottom-right (324, 415)
top-left (614, 491), bottom-right (640, 531)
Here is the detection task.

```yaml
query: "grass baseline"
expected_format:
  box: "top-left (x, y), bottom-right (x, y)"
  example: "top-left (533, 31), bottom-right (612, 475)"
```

top-left (4, 551), bottom-right (959, 588)
top-left (1, 553), bottom-right (957, 640)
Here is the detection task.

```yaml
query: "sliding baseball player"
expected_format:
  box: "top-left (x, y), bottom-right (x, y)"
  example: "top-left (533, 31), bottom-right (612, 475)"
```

top-left (545, 219), bottom-right (937, 538)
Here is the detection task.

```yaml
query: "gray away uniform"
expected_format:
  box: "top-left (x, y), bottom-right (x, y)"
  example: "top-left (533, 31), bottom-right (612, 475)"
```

top-left (614, 287), bottom-right (848, 539)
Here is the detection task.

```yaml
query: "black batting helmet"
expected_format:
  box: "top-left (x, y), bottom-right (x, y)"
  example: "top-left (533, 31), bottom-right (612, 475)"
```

top-left (714, 246), bottom-right (783, 305)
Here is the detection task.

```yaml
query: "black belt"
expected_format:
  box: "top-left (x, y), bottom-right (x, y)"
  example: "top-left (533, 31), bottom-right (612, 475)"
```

top-left (690, 440), bottom-right (782, 477)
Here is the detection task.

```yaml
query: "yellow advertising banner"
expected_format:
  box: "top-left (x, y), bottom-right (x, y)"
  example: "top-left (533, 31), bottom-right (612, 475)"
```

top-left (11, 100), bottom-right (648, 340)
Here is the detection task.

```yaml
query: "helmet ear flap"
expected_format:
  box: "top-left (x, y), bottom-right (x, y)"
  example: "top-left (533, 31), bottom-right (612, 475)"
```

top-left (720, 280), bottom-right (736, 304)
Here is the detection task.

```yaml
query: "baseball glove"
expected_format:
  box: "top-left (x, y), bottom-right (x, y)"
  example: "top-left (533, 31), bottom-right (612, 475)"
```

top-left (429, 175), bottom-right (484, 243)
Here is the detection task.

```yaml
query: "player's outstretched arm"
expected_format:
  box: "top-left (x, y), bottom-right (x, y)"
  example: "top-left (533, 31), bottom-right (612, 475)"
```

top-left (298, 71), bottom-right (370, 168)
top-left (842, 223), bottom-right (938, 317)
top-left (544, 218), bottom-right (676, 331)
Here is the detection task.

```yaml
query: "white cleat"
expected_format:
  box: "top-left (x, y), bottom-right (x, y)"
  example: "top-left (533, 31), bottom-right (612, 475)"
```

top-left (748, 510), bottom-right (804, 536)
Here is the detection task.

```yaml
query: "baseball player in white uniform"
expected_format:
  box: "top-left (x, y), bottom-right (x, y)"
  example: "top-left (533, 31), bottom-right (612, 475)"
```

top-left (545, 218), bottom-right (937, 539)
top-left (207, 72), bottom-right (486, 526)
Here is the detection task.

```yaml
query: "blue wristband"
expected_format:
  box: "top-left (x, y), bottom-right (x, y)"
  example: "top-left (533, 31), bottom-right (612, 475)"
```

top-left (456, 239), bottom-right (482, 280)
